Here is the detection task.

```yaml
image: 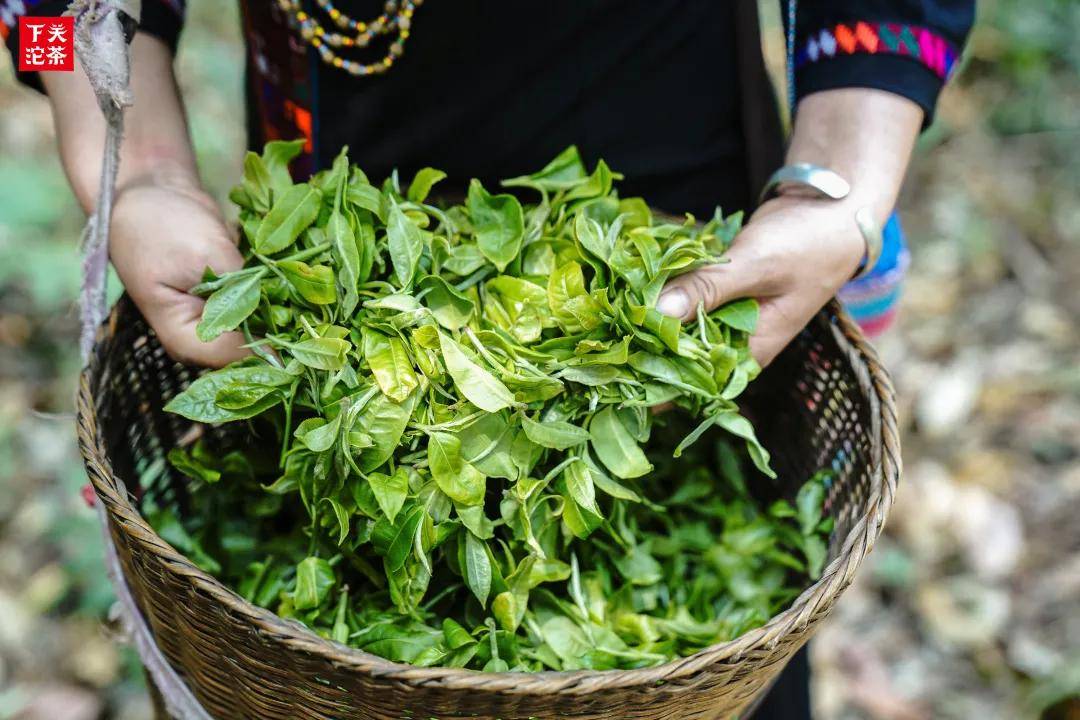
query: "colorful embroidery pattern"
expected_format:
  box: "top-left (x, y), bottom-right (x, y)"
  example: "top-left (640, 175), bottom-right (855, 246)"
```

top-left (240, 0), bottom-right (317, 178)
top-left (1, 0), bottom-right (45, 42)
top-left (796, 22), bottom-right (959, 81)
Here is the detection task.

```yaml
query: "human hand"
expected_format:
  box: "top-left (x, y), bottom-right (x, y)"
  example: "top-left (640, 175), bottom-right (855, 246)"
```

top-left (109, 175), bottom-right (248, 367)
top-left (656, 196), bottom-right (870, 367)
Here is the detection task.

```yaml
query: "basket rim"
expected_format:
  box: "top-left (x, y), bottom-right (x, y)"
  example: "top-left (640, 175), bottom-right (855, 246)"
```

top-left (76, 297), bottom-right (900, 696)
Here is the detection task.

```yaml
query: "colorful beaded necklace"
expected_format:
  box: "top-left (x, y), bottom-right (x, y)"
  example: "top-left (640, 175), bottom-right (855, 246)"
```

top-left (275, 0), bottom-right (423, 76)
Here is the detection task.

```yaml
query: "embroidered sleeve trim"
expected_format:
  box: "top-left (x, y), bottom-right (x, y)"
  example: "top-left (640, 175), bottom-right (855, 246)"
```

top-left (796, 22), bottom-right (960, 81)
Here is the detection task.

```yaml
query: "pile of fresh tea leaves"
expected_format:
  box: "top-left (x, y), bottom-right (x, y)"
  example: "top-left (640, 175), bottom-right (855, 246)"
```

top-left (157, 143), bottom-right (834, 671)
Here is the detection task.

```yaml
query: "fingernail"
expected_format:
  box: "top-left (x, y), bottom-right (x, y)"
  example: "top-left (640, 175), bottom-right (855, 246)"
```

top-left (656, 288), bottom-right (690, 319)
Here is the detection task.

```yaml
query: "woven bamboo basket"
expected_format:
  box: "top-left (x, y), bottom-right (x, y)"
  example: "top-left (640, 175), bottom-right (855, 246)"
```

top-left (76, 295), bottom-right (899, 719)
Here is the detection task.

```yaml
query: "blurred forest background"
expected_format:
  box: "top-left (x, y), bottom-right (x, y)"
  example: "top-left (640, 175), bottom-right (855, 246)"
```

top-left (0, 1), bottom-right (1077, 718)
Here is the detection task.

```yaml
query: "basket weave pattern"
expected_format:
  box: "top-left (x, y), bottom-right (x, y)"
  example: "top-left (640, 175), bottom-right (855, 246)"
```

top-left (77, 296), bottom-right (899, 719)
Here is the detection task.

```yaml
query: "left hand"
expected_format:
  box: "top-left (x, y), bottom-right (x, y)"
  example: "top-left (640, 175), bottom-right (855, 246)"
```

top-left (656, 196), bottom-right (870, 367)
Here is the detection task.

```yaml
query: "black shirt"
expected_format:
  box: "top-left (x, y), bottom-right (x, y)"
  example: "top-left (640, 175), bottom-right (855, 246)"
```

top-left (312, 1), bottom-right (750, 217)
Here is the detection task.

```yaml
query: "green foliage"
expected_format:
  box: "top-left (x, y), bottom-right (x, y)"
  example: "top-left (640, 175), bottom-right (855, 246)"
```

top-left (159, 145), bottom-right (833, 671)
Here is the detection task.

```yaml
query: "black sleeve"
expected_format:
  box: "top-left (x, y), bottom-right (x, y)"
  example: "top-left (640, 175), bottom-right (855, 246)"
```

top-left (789, 0), bottom-right (976, 124)
top-left (3, 0), bottom-right (186, 93)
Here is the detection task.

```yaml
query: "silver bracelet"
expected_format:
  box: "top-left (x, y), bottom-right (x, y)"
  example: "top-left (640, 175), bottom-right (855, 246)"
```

top-left (759, 163), bottom-right (851, 204)
top-left (759, 163), bottom-right (883, 279)
top-left (852, 207), bottom-right (884, 279)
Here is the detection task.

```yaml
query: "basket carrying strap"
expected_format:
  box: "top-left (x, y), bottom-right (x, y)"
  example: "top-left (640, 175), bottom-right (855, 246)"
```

top-left (68, 0), bottom-right (137, 359)
top-left (71, 2), bottom-right (213, 717)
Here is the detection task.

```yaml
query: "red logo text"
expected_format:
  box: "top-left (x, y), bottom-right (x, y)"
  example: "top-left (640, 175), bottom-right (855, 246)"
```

top-left (18, 16), bottom-right (74, 72)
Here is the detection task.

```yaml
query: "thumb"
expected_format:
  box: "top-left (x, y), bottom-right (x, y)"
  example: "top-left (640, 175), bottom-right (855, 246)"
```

top-left (655, 240), bottom-right (769, 322)
top-left (151, 285), bottom-right (250, 368)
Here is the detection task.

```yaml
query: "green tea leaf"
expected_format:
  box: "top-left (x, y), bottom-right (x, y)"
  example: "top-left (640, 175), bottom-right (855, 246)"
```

top-left (639, 307), bottom-right (681, 353)
top-left (628, 351), bottom-right (682, 384)
top-left (484, 275), bottom-right (548, 343)
top-left (289, 337), bottom-right (351, 371)
top-left (562, 492), bottom-right (603, 539)
top-left (346, 182), bottom-right (387, 222)
top-left (492, 572), bottom-right (528, 632)
top-left (242, 151), bottom-right (273, 211)
top-left (387, 506), bottom-right (425, 572)
top-left (468, 179), bottom-right (523, 272)
top-left (539, 616), bottom-right (590, 666)
top-left (293, 557), bottom-right (335, 610)
top-left (613, 545), bottom-right (663, 586)
top-left (362, 327), bottom-right (419, 403)
top-left (189, 266), bottom-right (263, 296)
top-left (522, 416), bottom-right (590, 450)
top-left (317, 146), bottom-right (350, 197)
top-left (443, 244), bottom-right (487, 276)
top-left (557, 365), bottom-right (620, 387)
top-left (548, 261), bottom-right (601, 333)
top-left (713, 298), bottom-right (759, 334)
top-left (564, 159), bottom-right (616, 203)
top-left (387, 200), bottom-right (423, 289)
top-left (459, 413), bottom-right (517, 480)
top-left (427, 432), bottom-right (485, 506)
top-left (590, 407), bottom-right (653, 479)
top-left (464, 531), bottom-right (492, 607)
top-left (327, 209), bottom-right (361, 315)
top-left (364, 632), bottom-right (440, 664)
top-left (195, 269), bottom-right (265, 342)
top-left (438, 332), bottom-right (516, 412)
top-left (323, 497), bottom-right (351, 545)
top-left (502, 145), bottom-right (586, 191)
top-left (456, 503), bottom-right (494, 539)
top-left (714, 411), bottom-right (776, 479)
top-left (407, 167), bottom-right (447, 203)
top-left (261, 139), bottom-right (306, 195)
top-left (804, 535), bottom-right (827, 579)
top-left (419, 275), bottom-right (475, 330)
top-left (589, 463), bottom-right (642, 502)
top-left (442, 618), bottom-right (475, 649)
top-left (796, 478), bottom-right (826, 536)
top-left (277, 260), bottom-right (336, 305)
top-left (574, 213), bottom-right (612, 262)
top-left (254, 183), bottom-right (321, 254)
top-left (167, 446), bottom-right (221, 484)
top-left (295, 412), bottom-right (343, 453)
top-left (215, 382), bottom-right (278, 411)
top-left (367, 467), bottom-right (410, 524)
top-left (164, 363), bottom-right (292, 423)
top-left (564, 459), bottom-right (600, 515)
top-left (358, 390), bottom-right (417, 473)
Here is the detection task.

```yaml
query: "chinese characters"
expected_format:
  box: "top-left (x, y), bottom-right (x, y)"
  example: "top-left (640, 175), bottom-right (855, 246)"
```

top-left (18, 16), bottom-right (74, 72)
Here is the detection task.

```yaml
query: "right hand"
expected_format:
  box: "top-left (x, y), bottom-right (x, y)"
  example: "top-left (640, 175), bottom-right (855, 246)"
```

top-left (109, 176), bottom-right (248, 367)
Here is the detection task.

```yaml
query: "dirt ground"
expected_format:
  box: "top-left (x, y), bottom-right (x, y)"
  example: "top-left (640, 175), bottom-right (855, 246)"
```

top-left (0, 1), bottom-right (1076, 718)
